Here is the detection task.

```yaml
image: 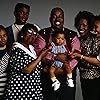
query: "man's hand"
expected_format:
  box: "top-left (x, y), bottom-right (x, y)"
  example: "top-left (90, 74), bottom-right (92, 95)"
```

top-left (55, 53), bottom-right (68, 63)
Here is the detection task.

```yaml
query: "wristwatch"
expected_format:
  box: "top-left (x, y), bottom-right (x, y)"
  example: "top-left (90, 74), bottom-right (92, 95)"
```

top-left (80, 55), bottom-right (85, 60)
top-left (97, 55), bottom-right (100, 62)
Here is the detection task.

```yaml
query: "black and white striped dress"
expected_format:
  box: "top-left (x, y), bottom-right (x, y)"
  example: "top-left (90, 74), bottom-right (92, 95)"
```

top-left (0, 52), bottom-right (9, 98)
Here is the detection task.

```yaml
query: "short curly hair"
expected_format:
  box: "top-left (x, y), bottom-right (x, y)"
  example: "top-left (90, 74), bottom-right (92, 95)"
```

top-left (0, 25), bottom-right (7, 36)
top-left (74, 11), bottom-right (94, 31)
top-left (14, 3), bottom-right (30, 14)
top-left (52, 28), bottom-right (65, 38)
top-left (50, 7), bottom-right (64, 17)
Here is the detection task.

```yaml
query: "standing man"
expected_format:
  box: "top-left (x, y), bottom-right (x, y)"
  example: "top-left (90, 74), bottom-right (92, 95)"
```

top-left (34, 7), bottom-right (80, 100)
top-left (6, 3), bottom-right (30, 49)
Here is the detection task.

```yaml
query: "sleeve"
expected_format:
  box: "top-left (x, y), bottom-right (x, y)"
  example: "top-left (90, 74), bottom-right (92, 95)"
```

top-left (0, 53), bottom-right (10, 75)
top-left (69, 36), bottom-right (81, 69)
top-left (45, 42), bottom-right (55, 60)
top-left (34, 34), bottom-right (46, 55)
top-left (71, 36), bottom-right (81, 52)
top-left (8, 48), bottom-right (32, 74)
top-left (96, 37), bottom-right (100, 62)
top-left (6, 26), bottom-right (15, 49)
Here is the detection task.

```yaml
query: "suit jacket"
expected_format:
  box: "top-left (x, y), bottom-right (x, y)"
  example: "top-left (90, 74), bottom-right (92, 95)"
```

top-left (6, 25), bottom-right (15, 49)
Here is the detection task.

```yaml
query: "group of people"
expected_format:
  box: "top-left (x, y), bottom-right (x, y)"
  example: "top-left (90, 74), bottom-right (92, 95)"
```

top-left (0, 2), bottom-right (100, 100)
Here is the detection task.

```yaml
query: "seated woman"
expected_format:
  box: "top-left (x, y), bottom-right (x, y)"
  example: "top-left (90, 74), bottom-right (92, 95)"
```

top-left (4, 23), bottom-right (50, 100)
top-left (0, 25), bottom-right (10, 99)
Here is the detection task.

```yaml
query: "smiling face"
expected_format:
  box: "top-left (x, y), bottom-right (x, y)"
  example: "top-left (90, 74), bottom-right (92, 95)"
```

top-left (77, 18), bottom-right (89, 38)
top-left (15, 7), bottom-right (29, 25)
top-left (93, 21), bottom-right (100, 36)
top-left (22, 29), bottom-right (37, 46)
top-left (0, 29), bottom-right (7, 47)
top-left (50, 8), bottom-right (64, 29)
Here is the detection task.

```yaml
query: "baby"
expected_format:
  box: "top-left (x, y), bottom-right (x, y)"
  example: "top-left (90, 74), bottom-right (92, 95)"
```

top-left (48, 29), bottom-right (74, 91)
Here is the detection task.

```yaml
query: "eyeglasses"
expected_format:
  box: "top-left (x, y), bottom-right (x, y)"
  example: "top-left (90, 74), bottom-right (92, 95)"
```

top-left (27, 29), bottom-right (33, 33)
top-left (27, 29), bottom-right (38, 37)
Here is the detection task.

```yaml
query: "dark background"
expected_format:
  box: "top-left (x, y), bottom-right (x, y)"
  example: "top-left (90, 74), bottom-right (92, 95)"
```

top-left (0, 0), bottom-right (100, 100)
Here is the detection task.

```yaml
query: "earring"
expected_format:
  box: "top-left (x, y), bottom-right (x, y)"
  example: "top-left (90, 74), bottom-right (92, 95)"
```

top-left (21, 35), bottom-right (23, 38)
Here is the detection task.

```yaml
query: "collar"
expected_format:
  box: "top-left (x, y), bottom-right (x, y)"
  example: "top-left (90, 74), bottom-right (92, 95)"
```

top-left (51, 27), bottom-right (65, 31)
top-left (13, 42), bottom-right (37, 59)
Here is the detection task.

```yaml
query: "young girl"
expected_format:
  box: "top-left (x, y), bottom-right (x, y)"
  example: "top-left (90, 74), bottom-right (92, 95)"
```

top-left (47, 29), bottom-right (74, 91)
top-left (0, 25), bottom-right (10, 99)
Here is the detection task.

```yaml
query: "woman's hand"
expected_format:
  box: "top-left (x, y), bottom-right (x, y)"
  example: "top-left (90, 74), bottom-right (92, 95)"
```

top-left (70, 52), bottom-right (81, 59)
top-left (69, 49), bottom-right (81, 59)
top-left (22, 48), bottom-right (50, 74)
top-left (39, 48), bottom-right (50, 59)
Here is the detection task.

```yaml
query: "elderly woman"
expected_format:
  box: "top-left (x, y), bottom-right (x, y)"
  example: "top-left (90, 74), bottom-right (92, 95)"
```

top-left (4, 23), bottom-right (50, 100)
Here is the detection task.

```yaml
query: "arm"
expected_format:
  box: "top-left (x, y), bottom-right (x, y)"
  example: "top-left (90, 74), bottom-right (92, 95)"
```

top-left (71, 53), bottom-right (100, 67)
top-left (34, 35), bottom-right (52, 60)
top-left (9, 47), bottom-right (49, 74)
top-left (22, 48), bottom-right (50, 73)
top-left (34, 35), bottom-right (46, 55)
top-left (0, 53), bottom-right (10, 75)
top-left (81, 55), bottom-right (100, 67)
top-left (69, 36), bottom-right (81, 70)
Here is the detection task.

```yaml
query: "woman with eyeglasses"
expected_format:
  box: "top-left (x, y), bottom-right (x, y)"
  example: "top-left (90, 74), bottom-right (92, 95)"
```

top-left (4, 23), bottom-right (50, 100)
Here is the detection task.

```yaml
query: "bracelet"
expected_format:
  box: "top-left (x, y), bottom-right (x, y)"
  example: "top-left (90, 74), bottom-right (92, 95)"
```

top-left (80, 55), bottom-right (84, 60)
top-left (97, 56), bottom-right (100, 62)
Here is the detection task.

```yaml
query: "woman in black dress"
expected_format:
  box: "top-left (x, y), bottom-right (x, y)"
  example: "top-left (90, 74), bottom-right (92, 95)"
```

top-left (5, 23), bottom-right (50, 100)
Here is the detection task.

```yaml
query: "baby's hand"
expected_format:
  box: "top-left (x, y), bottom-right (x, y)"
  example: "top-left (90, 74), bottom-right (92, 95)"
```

top-left (48, 46), bottom-right (52, 50)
